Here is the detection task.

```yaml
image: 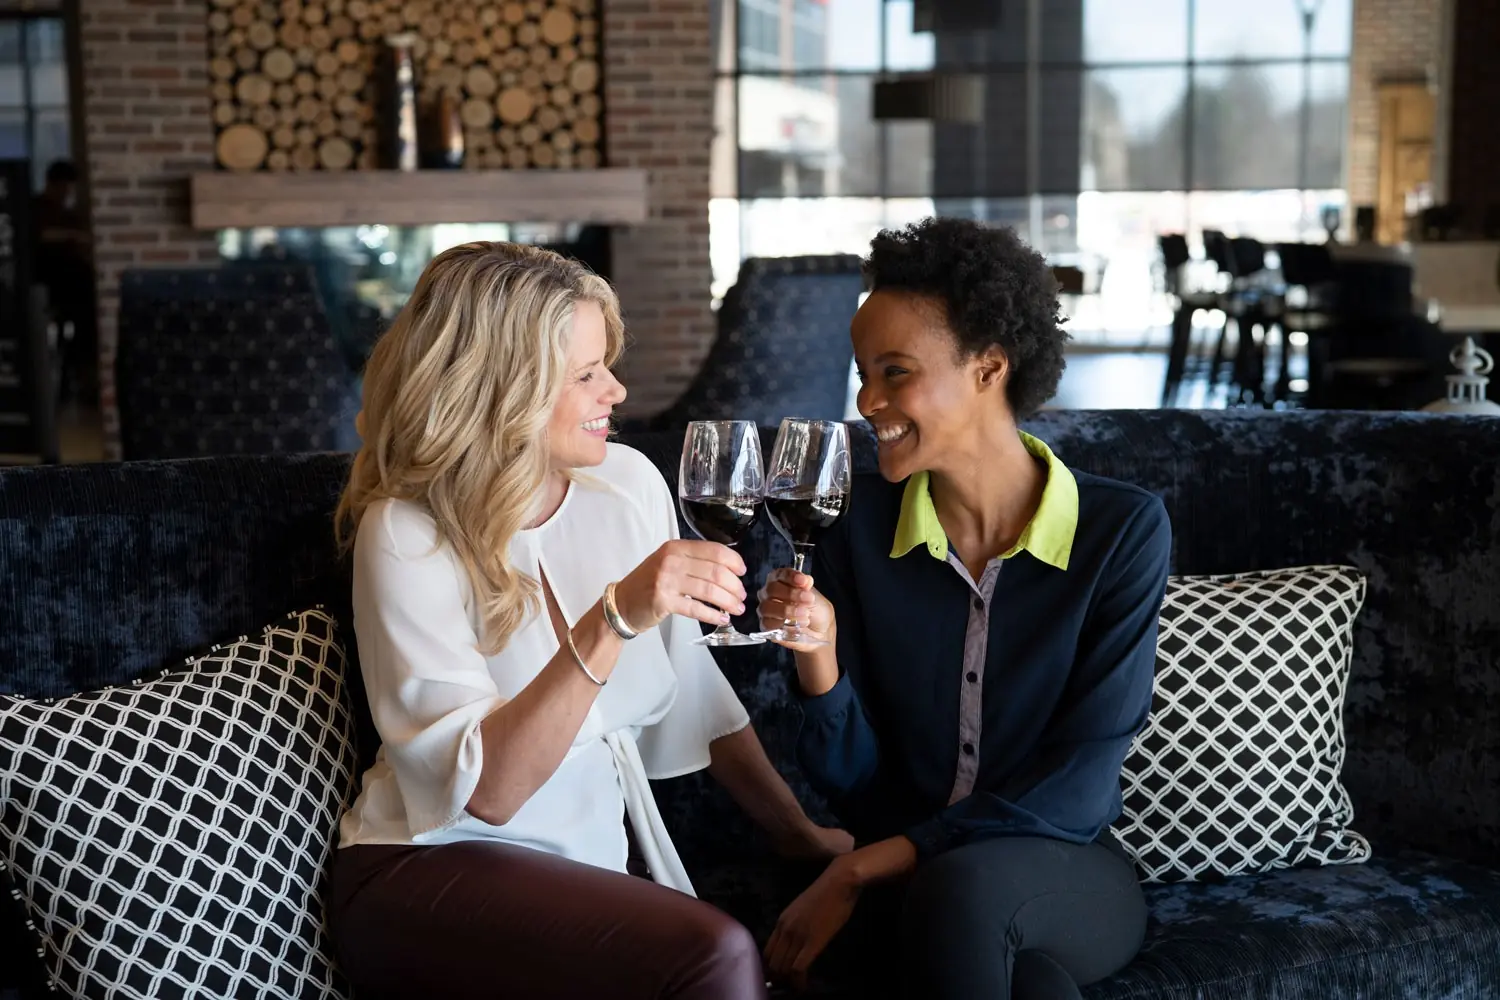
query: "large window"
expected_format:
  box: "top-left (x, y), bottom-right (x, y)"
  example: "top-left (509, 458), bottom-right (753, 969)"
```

top-left (711, 0), bottom-right (1352, 341)
top-left (0, 7), bottom-right (71, 192)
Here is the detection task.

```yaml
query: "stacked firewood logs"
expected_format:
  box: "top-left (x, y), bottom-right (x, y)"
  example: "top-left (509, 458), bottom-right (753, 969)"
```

top-left (208, 0), bottom-right (602, 171)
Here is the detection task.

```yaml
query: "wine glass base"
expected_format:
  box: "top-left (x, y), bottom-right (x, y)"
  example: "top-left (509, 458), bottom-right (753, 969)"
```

top-left (753, 627), bottom-right (829, 648)
top-left (696, 629), bottom-right (766, 647)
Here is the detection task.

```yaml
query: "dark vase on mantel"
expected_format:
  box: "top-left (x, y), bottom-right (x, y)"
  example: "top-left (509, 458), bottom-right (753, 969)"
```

top-left (421, 91), bottom-right (465, 170)
top-left (376, 33), bottom-right (419, 171)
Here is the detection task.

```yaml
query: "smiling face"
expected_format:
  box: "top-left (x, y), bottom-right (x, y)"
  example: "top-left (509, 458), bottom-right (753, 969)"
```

top-left (545, 298), bottom-right (626, 471)
top-left (852, 289), bottom-right (1010, 483)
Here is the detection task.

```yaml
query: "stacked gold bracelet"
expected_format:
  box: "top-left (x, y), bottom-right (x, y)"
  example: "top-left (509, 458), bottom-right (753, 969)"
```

top-left (602, 581), bottom-right (639, 641)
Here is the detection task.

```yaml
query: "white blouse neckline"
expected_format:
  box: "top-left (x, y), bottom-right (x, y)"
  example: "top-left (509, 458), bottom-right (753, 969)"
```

top-left (518, 475), bottom-right (575, 535)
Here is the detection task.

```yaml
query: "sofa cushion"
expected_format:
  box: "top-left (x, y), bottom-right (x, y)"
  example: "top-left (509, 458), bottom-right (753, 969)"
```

top-left (699, 852), bottom-right (1500, 999)
top-left (1115, 566), bottom-right (1372, 882)
top-left (1091, 852), bottom-right (1500, 1000)
top-left (0, 609), bottom-right (357, 1000)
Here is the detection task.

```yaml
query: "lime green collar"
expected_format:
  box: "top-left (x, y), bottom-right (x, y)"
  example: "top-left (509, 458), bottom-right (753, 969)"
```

top-left (890, 431), bottom-right (1078, 571)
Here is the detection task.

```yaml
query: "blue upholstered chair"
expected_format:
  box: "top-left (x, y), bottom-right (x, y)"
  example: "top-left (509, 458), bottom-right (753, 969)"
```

top-left (634, 254), bottom-right (865, 432)
top-left (116, 263), bottom-right (362, 460)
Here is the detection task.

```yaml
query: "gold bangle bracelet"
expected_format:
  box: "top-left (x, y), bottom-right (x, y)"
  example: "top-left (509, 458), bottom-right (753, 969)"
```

top-left (565, 628), bottom-right (606, 686)
top-left (602, 581), bottom-right (639, 640)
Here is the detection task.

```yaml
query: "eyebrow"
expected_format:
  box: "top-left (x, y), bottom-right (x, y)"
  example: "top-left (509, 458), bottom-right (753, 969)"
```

top-left (870, 352), bottom-right (917, 364)
top-left (572, 358), bottom-right (606, 374)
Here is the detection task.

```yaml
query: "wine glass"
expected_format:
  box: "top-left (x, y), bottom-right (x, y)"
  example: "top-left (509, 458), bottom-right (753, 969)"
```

top-left (678, 421), bottom-right (766, 647)
top-left (757, 418), bottom-right (851, 648)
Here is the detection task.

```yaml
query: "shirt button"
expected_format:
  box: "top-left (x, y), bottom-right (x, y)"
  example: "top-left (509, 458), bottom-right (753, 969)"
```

top-left (966, 671), bottom-right (978, 684)
top-left (972, 597), bottom-right (984, 612)
top-left (962, 742), bottom-right (975, 756)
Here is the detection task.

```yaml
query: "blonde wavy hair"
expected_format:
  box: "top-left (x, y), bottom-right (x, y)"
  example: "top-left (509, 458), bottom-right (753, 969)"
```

top-left (336, 240), bottom-right (625, 654)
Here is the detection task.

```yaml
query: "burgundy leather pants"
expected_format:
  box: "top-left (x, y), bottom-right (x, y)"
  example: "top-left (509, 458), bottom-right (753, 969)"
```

top-left (329, 841), bottom-right (768, 1000)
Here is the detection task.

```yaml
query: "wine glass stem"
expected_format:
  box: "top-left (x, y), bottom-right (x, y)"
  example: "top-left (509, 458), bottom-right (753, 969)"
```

top-left (784, 547), bottom-right (811, 630)
top-left (717, 542), bottom-right (743, 636)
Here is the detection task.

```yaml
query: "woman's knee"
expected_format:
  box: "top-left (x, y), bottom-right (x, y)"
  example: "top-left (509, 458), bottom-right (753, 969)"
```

top-left (683, 907), bottom-right (758, 963)
top-left (904, 844), bottom-right (1008, 935)
top-left (901, 840), bottom-right (1147, 997)
top-left (663, 904), bottom-right (764, 1000)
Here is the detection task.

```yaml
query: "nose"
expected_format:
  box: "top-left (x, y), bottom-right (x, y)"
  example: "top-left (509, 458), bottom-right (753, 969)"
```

top-left (602, 368), bottom-right (627, 407)
top-left (857, 380), bottom-right (883, 420)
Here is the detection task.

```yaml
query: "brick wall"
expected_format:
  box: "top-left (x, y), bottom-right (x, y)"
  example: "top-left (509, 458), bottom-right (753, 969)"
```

top-left (80, 0), bottom-right (219, 460)
top-left (80, 0), bottom-right (716, 454)
top-left (1346, 0), bottom-right (1441, 210)
top-left (600, 0), bottom-right (716, 417)
top-left (1445, 0), bottom-right (1500, 215)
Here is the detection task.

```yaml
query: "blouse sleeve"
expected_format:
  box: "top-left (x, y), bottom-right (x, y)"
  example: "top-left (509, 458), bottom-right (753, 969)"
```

top-left (632, 462), bottom-right (751, 780)
top-left (352, 503), bottom-right (507, 839)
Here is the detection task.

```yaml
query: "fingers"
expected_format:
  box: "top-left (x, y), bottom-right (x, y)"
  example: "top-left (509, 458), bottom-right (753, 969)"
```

top-left (757, 595), bottom-right (816, 630)
top-left (672, 596), bottom-right (735, 628)
top-left (767, 566), bottom-right (815, 590)
top-left (666, 539), bottom-right (747, 576)
top-left (675, 557), bottom-right (748, 605)
top-left (764, 922), bottom-right (800, 984)
top-left (826, 828), bottom-right (856, 855)
top-left (675, 575), bottom-right (746, 618)
top-left (757, 579), bottom-right (818, 609)
top-left (789, 945), bottom-right (819, 991)
top-left (765, 920), bottom-right (820, 992)
top-left (757, 596), bottom-right (810, 629)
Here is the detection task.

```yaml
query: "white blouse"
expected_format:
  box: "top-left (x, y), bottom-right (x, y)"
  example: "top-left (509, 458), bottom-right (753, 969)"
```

top-left (337, 443), bottom-right (751, 897)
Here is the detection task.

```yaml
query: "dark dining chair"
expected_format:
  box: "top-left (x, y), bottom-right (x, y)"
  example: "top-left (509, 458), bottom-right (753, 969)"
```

top-left (631, 254), bottom-right (865, 432)
top-left (116, 263), bottom-right (361, 460)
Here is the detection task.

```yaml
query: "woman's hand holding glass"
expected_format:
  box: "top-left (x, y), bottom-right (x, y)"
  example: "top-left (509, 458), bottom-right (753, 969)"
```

top-left (612, 540), bottom-right (749, 634)
top-left (756, 568), bottom-right (835, 653)
top-left (678, 421), bottom-right (767, 646)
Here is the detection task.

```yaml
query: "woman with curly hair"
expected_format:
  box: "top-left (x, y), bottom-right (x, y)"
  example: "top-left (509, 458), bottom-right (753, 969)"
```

top-left (758, 218), bottom-right (1171, 998)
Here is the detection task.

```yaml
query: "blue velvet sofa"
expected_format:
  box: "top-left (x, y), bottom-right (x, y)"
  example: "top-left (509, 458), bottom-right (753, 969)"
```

top-left (2, 409), bottom-right (1499, 999)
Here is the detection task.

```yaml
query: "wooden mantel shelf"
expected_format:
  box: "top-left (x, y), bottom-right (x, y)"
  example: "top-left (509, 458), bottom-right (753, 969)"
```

top-left (189, 169), bottom-right (650, 229)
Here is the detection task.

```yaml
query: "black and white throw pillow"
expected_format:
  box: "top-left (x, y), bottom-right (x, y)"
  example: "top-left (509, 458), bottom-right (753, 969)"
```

top-left (0, 608), bottom-right (357, 999)
top-left (1113, 566), bottom-right (1373, 884)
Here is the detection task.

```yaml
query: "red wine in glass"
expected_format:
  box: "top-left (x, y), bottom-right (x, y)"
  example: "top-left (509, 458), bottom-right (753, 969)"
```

top-left (678, 421), bottom-right (766, 647)
top-left (757, 419), bottom-right (851, 648)
top-left (680, 496), bottom-right (759, 547)
top-left (765, 490), bottom-right (847, 556)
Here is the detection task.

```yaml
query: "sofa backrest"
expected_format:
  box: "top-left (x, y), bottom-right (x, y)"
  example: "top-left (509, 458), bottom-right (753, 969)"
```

top-left (0, 452), bottom-right (354, 700)
top-left (1, 410), bottom-right (1496, 875)
top-left (1022, 410), bottom-right (1500, 872)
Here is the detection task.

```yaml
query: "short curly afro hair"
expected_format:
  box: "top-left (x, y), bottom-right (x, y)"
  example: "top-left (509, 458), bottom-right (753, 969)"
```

top-left (863, 217), bottom-right (1068, 419)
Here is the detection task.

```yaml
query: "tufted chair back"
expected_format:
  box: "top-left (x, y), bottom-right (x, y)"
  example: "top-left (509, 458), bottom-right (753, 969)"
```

top-left (116, 264), bottom-right (361, 460)
top-left (645, 255), bottom-right (865, 431)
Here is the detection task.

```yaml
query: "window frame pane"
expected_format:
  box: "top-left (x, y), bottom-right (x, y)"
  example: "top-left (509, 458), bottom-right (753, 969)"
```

top-left (1073, 0), bottom-right (1191, 65)
top-left (714, 0), bottom-right (1353, 293)
top-left (1188, 59), bottom-right (1344, 191)
top-left (1068, 66), bottom-right (1189, 193)
top-left (1190, 0), bottom-right (1331, 60)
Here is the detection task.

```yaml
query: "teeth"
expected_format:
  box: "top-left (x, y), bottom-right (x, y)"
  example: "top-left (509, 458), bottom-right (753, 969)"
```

top-left (876, 424), bottom-right (911, 444)
top-left (582, 417), bottom-right (609, 432)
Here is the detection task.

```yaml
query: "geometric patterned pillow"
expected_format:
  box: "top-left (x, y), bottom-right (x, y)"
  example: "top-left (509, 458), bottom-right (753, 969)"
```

top-left (1112, 566), bottom-right (1373, 884)
top-left (0, 609), bottom-right (357, 999)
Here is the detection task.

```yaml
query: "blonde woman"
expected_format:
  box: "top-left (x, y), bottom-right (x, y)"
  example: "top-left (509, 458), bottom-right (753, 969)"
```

top-left (329, 242), bottom-right (849, 1000)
